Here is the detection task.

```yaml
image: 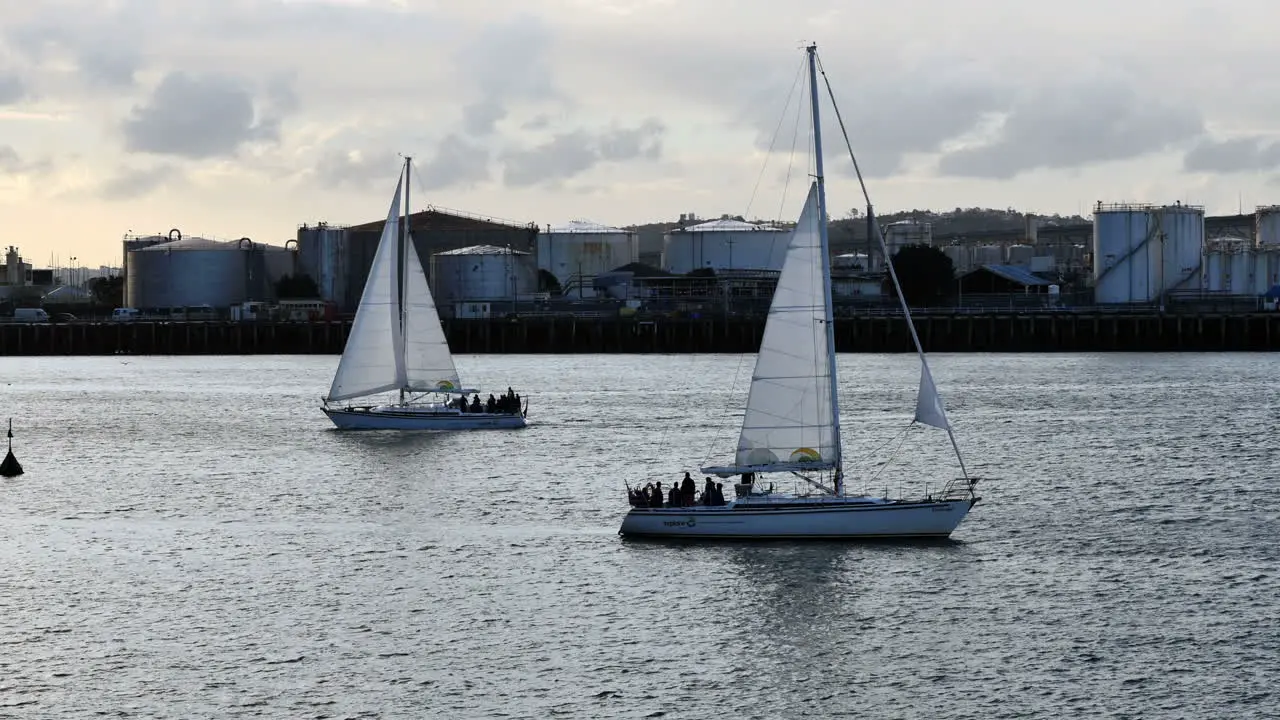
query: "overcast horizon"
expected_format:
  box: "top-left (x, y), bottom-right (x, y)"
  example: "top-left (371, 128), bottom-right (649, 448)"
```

top-left (4, 0), bottom-right (1280, 266)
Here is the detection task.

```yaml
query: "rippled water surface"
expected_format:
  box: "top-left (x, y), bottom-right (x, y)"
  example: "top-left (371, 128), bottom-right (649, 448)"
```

top-left (1, 353), bottom-right (1278, 718)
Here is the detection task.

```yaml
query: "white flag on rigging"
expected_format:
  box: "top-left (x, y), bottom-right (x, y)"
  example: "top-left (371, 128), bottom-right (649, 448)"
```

top-left (913, 364), bottom-right (950, 430)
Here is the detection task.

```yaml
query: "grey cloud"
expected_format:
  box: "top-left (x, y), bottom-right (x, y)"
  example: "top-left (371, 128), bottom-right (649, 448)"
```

top-left (121, 72), bottom-right (289, 158)
top-left (463, 102), bottom-right (507, 137)
top-left (100, 165), bottom-right (180, 200)
top-left (314, 150), bottom-right (401, 190)
top-left (937, 79), bottom-right (1204, 179)
top-left (0, 146), bottom-right (22, 172)
top-left (0, 145), bottom-right (53, 176)
top-left (564, 36), bottom-right (1012, 177)
top-left (5, 15), bottom-right (141, 88)
top-left (1183, 136), bottom-right (1280, 173)
top-left (457, 15), bottom-right (559, 136)
top-left (500, 118), bottom-right (664, 187)
top-left (598, 119), bottom-right (664, 161)
top-left (521, 114), bottom-right (551, 131)
top-left (77, 46), bottom-right (140, 88)
top-left (0, 74), bottom-right (27, 105)
top-left (417, 134), bottom-right (490, 190)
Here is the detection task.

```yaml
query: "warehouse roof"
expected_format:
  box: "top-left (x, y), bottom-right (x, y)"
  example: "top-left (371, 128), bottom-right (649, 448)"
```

top-left (435, 244), bottom-right (531, 256)
top-left (345, 207), bottom-right (535, 233)
top-left (970, 264), bottom-right (1053, 287)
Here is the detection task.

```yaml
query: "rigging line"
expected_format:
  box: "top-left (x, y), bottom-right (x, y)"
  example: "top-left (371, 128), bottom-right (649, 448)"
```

top-left (777, 68), bottom-right (806, 225)
top-left (866, 426), bottom-right (914, 486)
top-left (743, 55), bottom-right (807, 221)
top-left (842, 423), bottom-right (910, 473)
top-left (814, 51), bottom-right (970, 482)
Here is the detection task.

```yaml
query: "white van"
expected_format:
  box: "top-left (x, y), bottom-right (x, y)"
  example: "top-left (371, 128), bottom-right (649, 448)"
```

top-left (13, 308), bottom-right (49, 323)
top-left (111, 308), bottom-right (141, 322)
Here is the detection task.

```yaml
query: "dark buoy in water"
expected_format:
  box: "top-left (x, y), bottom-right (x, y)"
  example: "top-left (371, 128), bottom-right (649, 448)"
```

top-left (1, 418), bottom-right (23, 478)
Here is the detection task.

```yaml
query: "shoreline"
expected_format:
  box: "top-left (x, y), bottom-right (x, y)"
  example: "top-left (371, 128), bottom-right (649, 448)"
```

top-left (4, 312), bottom-right (1280, 355)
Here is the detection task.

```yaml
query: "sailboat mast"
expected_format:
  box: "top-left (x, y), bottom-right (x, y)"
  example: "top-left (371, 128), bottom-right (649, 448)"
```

top-left (400, 155), bottom-right (411, 403)
top-left (806, 44), bottom-right (843, 495)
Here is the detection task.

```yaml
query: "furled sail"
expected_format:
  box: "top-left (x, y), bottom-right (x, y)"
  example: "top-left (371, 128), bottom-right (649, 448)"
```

top-left (913, 364), bottom-right (950, 430)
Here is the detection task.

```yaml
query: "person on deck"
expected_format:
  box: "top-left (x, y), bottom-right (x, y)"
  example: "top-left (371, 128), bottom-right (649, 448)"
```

top-left (680, 472), bottom-right (696, 506)
top-left (650, 482), bottom-right (665, 508)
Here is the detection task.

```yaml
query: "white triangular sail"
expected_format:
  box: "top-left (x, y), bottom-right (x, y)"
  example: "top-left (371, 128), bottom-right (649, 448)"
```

top-left (402, 237), bottom-right (463, 393)
top-left (325, 175), bottom-right (406, 402)
top-left (913, 364), bottom-right (950, 430)
top-left (710, 183), bottom-right (836, 473)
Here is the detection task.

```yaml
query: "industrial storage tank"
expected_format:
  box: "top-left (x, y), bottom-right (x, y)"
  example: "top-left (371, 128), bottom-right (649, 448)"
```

top-left (661, 218), bottom-right (788, 274)
top-left (1254, 247), bottom-right (1280, 293)
top-left (1092, 203), bottom-right (1205, 303)
top-left (538, 220), bottom-right (638, 293)
top-left (1093, 204), bottom-right (1160, 303)
top-left (429, 245), bottom-right (537, 306)
top-left (1160, 204), bottom-right (1205, 291)
top-left (1227, 248), bottom-right (1254, 294)
top-left (1204, 247), bottom-right (1226, 292)
top-left (943, 245), bottom-right (971, 273)
top-left (972, 245), bottom-right (1003, 266)
top-left (297, 223), bottom-right (348, 305)
top-left (1006, 244), bottom-right (1034, 266)
top-left (1203, 237), bottom-right (1248, 293)
top-left (883, 220), bottom-right (932, 255)
top-left (1257, 205), bottom-right (1280, 247)
top-left (126, 237), bottom-right (276, 310)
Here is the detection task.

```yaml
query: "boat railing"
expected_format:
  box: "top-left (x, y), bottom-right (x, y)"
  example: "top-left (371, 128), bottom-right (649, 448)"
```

top-left (940, 477), bottom-right (980, 501)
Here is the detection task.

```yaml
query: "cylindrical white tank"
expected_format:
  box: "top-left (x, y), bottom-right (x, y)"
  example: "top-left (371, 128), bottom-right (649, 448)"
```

top-left (661, 218), bottom-right (788, 274)
top-left (538, 221), bottom-right (638, 291)
top-left (1257, 205), bottom-right (1280, 247)
top-left (883, 220), bottom-right (932, 255)
top-left (943, 245), bottom-right (970, 273)
top-left (4, 246), bottom-right (20, 285)
top-left (1160, 205), bottom-right (1205, 291)
top-left (973, 245), bottom-right (1003, 266)
top-left (297, 224), bottom-right (347, 304)
top-left (1094, 204), bottom-right (1160, 303)
top-left (1204, 250), bottom-right (1225, 292)
top-left (430, 244), bottom-right (537, 304)
top-left (1254, 247), bottom-right (1280, 294)
top-left (1227, 248), bottom-right (1254, 294)
top-left (1006, 244), bottom-right (1034, 266)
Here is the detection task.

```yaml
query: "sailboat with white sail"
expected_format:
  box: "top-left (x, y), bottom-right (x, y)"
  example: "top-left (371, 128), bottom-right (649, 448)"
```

top-left (322, 157), bottom-right (528, 430)
top-left (618, 44), bottom-right (981, 538)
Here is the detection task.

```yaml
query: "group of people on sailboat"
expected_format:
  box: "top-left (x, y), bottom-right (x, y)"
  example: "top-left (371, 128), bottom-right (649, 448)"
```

top-left (629, 472), bottom-right (727, 508)
top-left (450, 388), bottom-right (522, 415)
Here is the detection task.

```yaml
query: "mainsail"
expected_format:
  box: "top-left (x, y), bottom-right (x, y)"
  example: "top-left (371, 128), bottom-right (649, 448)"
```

top-left (402, 236), bottom-right (463, 392)
top-left (704, 182), bottom-right (836, 475)
top-left (325, 176), bottom-right (406, 402)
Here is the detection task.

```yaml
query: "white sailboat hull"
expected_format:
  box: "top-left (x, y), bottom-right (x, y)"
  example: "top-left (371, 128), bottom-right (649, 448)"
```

top-left (618, 497), bottom-right (974, 539)
top-left (323, 405), bottom-right (527, 430)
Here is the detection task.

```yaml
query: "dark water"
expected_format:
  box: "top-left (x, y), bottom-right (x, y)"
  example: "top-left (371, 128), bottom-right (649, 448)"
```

top-left (1, 353), bottom-right (1277, 718)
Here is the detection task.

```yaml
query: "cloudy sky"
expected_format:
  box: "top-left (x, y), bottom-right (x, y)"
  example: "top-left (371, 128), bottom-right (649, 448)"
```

top-left (2, 0), bottom-right (1279, 266)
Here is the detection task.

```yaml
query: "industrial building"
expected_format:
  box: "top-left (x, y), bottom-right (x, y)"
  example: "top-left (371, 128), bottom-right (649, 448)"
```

top-left (661, 218), bottom-right (789, 274)
top-left (297, 207), bottom-right (538, 312)
top-left (429, 245), bottom-right (538, 317)
top-left (124, 234), bottom-right (293, 310)
top-left (538, 220), bottom-right (638, 297)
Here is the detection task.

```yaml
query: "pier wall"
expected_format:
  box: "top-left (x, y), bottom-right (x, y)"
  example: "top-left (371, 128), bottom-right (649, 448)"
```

top-left (4, 314), bottom-right (1280, 355)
